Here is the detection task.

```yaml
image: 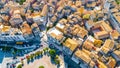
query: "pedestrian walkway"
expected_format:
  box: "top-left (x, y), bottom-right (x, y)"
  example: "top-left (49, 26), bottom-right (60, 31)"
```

top-left (59, 55), bottom-right (65, 68)
top-left (19, 55), bottom-right (57, 68)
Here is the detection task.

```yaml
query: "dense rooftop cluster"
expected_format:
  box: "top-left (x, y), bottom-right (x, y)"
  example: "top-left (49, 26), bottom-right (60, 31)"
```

top-left (0, 0), bottom-right (50, 49)
top-left (46, 0), bottom-right (120, 68)
top-left (0, 0), bottom-right (120, 68)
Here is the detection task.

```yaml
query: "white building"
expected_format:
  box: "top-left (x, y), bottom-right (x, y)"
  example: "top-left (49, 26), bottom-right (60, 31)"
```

top-left (47, 27), bottom-right (65, 51)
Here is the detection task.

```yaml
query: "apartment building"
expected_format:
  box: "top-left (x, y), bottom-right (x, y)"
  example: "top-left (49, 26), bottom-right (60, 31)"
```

top-left (91, 20), bottom-right (112, 39)
top-left (63, 38), bottom-right (80, 56)
top-left (47, 27), bottom-right (65, 51)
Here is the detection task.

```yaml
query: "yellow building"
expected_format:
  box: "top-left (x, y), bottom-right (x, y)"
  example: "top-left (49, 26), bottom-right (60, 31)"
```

top-left (107, 57), bottom-right (116, 68)
top-left (75, 1), bottom-right (82, 7)
top-left (95, 20), bottom-right (112, 32)
top-left (97, 60), bottom-right (107, 68)
top-left (101, 21), bottom-right (112, 32)
top-left (111, 8), bottom-right (118, 13)
top-left (94, 31), bottom-right (109, 39)
top-left (92, 20), bottom-right (113, 39)
top-left (114, 50), bottom-right (120, 57)
top-left (74, 49), bottom-right (92, 64)
top-left (110, 30), bottom-right (120, 40)
top-left (1, 26), bottom-right (11, 32)
top-left (83, 40), bottom-right (94, 51)
top-left (77, 27), bottom-right (88, 38)
top-left (101, 39), bottom-right (114, 54)
top-left (79, 6), bottom-right (84, 14)
top-left (71, 24), bottom-right (88, 38)
top-left (63, 38), bottom-right (79, 51)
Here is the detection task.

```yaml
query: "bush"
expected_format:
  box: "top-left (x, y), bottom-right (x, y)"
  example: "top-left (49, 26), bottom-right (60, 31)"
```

top-left (27, 57), bottom-right (30, 62)
top-left (54, 55), bottom-right (60, 65)
top-left (39, 66), bottom-right (44, 68)
top-left (115, 0), bottom-right (120, 4)
top-left (46, 27), bottom-right (51, 31)
top-left (17, 64), bottom-right (22, 68)
top-left (49, 49), bottom-right (56, 58)
top-left (54, 59), bottom-right (60, 65)
top-left (30, 54), bottom-right (34, 60)
top-left (83, 14), bottom-right (90, 20)
top-left (17, 0), bottom-right (26, 5)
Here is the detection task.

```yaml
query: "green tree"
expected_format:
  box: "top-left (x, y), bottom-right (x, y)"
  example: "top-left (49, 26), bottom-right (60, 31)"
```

top-left (3, 46), bottom-right (7, 52)
top-left (12, 51), bottom-right (16, 55)
top-left (27, 57), bottom-right (30, 62)
top-left (43, 49), bottom-right (46, 53)
top-left (40, 51), bottom-right (43, 55)
top-left (17, 64), bottom-right (22, 68)
top-left (46, 27), bottom-right (51, 31)
top-left (21, 60), bottom-right (24, 66)
top-left (45, 47), bottom-right (49, 51)
top-left (54, 59), bottom-right (60, 65)
top-left (17, 0), bottom-right (26, 5)
top-left (43, 47), bottom-right (49, 53)
top-left (55, 55), bottom-right (59, 59)
top-left (116, 0), bottom-right (120, 4)
top-left (39, 66), bottom-right (44, 68)
top-left (30, 54), bottom-right (34, 60)
top-left (54, 55), bottom-right (60, 65)
top-left (83, 14), bottom-right (90, 20)
top-left (49, 49), bottom-right (56, 57)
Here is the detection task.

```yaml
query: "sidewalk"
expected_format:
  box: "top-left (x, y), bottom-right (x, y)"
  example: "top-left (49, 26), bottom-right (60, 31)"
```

top-left (59, 55), bottom-right (65, 68)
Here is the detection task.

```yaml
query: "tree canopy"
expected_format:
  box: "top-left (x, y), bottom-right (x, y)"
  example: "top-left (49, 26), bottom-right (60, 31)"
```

top-left (49, 49), bottom-right (56, 57)
top-left (39, 66), bottom-right (44, 68)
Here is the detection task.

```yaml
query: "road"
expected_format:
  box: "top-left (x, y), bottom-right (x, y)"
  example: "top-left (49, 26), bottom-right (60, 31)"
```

top-left (0, 31), bottom-right (48, 68)
top-left (1, 31), bottom-right (65, 68)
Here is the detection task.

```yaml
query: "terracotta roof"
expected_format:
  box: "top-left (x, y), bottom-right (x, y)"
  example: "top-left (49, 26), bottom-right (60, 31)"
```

top-left (110, 30), bottom-right (120, 39)
top-left (21, 22), bottom-right (32, 34)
